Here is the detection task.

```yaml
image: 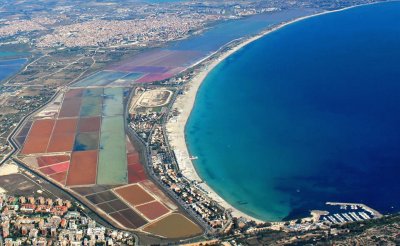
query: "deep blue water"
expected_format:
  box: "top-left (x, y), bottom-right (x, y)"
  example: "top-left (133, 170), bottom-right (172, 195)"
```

top-left (186, 1), bottom-right (400, 221)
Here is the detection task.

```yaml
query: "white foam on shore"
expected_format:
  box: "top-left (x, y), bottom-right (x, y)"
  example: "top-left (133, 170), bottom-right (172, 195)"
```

top-left (166, 1), bottom-right (384, 222)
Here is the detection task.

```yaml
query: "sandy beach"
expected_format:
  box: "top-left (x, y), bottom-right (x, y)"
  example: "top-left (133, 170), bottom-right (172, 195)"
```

top-left (165, 2), bottom-right (380, 223)
top-left (165, 26), bottom-right (281, 222)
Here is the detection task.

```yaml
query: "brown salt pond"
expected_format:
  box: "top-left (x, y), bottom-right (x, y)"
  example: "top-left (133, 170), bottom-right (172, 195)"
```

top-left (143, 213), bottom-right (203, 239)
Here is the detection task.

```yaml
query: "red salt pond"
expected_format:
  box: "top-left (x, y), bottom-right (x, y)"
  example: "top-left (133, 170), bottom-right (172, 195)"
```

top-left (66, 150), bottom-right (98, 186)
top-left (21, 119), bottom-right (55, 154)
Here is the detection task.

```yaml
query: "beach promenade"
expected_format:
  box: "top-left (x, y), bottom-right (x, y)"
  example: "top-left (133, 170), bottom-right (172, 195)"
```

top-left (165, 1), bottom-right (382, 222)
top-left (166, 23), bottom-right (292, 222)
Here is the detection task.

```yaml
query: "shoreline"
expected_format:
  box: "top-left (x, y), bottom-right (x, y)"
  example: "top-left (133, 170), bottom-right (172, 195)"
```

top-left (165, 1), bottom-right (384, 223)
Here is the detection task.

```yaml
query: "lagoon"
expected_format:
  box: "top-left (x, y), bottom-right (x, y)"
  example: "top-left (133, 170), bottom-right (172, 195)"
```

top-left (0, 56), bottom-right (27, 83)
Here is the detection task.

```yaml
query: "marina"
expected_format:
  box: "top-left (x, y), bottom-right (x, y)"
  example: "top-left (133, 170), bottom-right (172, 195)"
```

top-left (184, 1), bottom-right (400, 221)
top-left (319, 202), bottom-right (382, 225)
top-left (2, 2), bottom-right (399, 244)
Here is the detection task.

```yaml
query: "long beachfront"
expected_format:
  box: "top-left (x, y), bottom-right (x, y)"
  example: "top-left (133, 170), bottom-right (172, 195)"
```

top-left (165, 1), bottom-right (381, 222)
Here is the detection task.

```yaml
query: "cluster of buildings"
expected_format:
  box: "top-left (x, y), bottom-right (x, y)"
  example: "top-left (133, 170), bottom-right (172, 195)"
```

top-left (130, 112), bottom-right (163, 141)
top-left (128, 87), bottom-right (230, 231)
top-left (0, 0), bottom-right (307, 49)
top-left (137, 120), bottom-right (228, 231)
top-left (0, 195), bottom-right (134, 245)
top-left (36, 14), bottom-right (219, 48)
top-left (0, 20), bottom-right (46, 39)
top-left (127, 51), bottom-right (387, 240)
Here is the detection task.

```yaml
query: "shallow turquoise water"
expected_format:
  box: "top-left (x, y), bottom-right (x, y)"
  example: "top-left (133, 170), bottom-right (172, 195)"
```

top-left (186, 2), bottom-right (400, 221)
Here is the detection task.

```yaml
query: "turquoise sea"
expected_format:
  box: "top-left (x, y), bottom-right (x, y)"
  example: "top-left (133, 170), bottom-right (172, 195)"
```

top-left (186, 1), bottom-right (400, 221)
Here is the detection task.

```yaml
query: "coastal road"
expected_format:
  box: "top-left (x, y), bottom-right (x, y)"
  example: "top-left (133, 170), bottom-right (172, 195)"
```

top-left (1, 87), bottom-right (142, 243)
top-left (0, 87), bottom-right (64, 165)
top-left (125, 88), bottom-right (213, 236)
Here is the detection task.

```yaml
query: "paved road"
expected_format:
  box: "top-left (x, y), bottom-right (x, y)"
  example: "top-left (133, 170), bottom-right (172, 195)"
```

top-left (125, 88), bottom-right (214, 235)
